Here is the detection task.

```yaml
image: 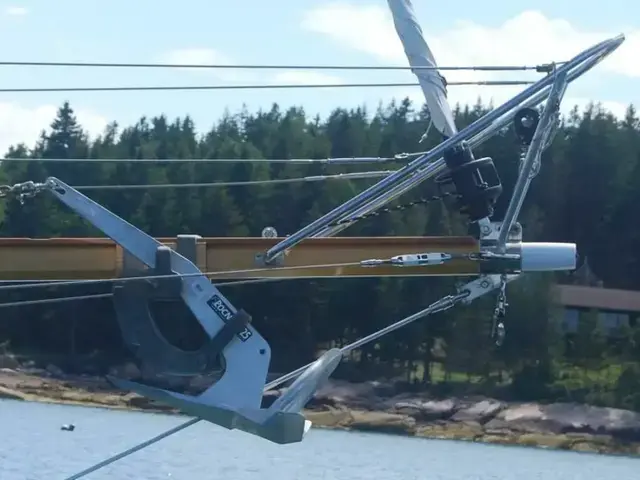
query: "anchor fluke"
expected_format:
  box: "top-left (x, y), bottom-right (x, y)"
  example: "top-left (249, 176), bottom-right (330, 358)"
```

top-left (108, 348), bottom-right (342, 444)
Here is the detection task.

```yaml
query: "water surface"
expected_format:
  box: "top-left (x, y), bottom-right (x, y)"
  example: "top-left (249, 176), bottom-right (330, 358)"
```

top-left (1, 399), bottom-right (638, 480)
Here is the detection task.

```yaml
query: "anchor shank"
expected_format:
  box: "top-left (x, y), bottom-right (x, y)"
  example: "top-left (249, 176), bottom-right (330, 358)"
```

top-left (43, 178), bottom-right (272, 407)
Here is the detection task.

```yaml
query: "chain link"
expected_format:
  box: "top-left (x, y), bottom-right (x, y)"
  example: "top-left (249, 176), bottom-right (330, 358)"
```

top-left (1, 179), bottom-right (456, 224)
top-left (491, 273), bottom-right (508, 346)
top-left (328, 191), bottom-right (458, 228)
top-left (0, 180), bottom-right (51, 204)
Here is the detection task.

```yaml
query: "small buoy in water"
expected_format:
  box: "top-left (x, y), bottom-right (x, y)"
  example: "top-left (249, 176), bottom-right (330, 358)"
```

top-left (61, 424), bottom-right (75, 431)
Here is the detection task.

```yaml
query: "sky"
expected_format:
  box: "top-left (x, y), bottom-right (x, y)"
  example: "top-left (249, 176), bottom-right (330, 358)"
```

top-left (0, 0), bottom-right (637, 155)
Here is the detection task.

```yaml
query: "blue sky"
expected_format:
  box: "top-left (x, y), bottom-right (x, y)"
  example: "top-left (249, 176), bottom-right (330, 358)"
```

top-left (0, 1), bottom-right (637, 152)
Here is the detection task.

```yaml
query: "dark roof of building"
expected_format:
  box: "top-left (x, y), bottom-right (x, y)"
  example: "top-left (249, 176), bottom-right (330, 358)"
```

top-left (554, 284), bottom-right (640, 312)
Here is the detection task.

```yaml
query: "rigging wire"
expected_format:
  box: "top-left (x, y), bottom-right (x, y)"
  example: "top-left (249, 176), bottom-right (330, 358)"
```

top-left (0, 80), bottom-right (534, 94)
top-left (0, 261), bottom-right (366, 293)
top-left (0, 156), bottom-right (408, 164)
top-left (0, 278), bottom-right (295, 309)
top-left (0, 170), bottom-right (395, 196)
top-left (62, 289), bottom-right (467, 480)
top-left (71, 170), bottom-right (395, 191)
top-left (0, 293), bottom-right (112, 307)
top-left (0, 60), bottom-right (563, 71)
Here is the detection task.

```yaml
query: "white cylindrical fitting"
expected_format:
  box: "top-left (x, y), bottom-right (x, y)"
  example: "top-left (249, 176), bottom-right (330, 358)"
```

top-left (518, 242), bottom-right (577, 271)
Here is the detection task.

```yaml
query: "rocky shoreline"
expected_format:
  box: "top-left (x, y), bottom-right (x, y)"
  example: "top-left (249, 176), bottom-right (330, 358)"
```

top-left (2, 365), bottom-right (640, 456)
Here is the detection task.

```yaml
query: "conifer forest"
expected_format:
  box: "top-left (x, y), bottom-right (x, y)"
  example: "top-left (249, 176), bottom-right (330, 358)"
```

top-left (1, 97), bottom-right (640, 411)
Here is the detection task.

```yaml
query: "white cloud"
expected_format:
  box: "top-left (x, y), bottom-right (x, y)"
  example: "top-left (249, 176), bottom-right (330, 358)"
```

top-left (271, 71), bottom-right (343, 85)
top-left (301, 5), bottom-right (639, 116)
top-left (157, 48), bottom-right (347, 87)
top-left (5, 6), bottom-right (28, 16)
top-left (563, 97), bottom-right (630, 118)
top-left (160, 47), bottom-right (229, 66)
top-left (0, 103), bottom-right (108, 156)
top-left (158, 48), bottom-right (250, 81)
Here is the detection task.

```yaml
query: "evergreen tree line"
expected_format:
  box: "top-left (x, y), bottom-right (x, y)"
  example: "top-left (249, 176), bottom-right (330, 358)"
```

top-left (1, 98), bottom-right (640, 411)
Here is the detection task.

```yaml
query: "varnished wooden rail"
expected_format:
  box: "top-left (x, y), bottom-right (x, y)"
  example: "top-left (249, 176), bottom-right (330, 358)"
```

top-left (0, 236), bottom-right (480, 280)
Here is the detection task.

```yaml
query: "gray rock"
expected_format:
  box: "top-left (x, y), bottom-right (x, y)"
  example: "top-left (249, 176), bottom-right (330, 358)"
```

top-left (394, 399), bottom-right (458, 421)
top-left (485, 402), bottom-right (640, 441)
top-left (451, 399), bottom-right (505, 423)
top-left (45, 364), bottom-right (64, 377)
top-left (108, 362), bottom-right (141, 380)
top-left (486, 403), bottom-right (558, 434)
top-left (0, 354), bottom-right (19, 369)
top-left (542, 403), bottom-right (640, 440)
top-left (185, 376), bottom-right (640, 443)
top-left (313, 380), bottom-right (383, 409)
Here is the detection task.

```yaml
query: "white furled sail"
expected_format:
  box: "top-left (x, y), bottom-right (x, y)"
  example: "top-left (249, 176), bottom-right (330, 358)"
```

top-left (386, 0), bottom-right (458, 138)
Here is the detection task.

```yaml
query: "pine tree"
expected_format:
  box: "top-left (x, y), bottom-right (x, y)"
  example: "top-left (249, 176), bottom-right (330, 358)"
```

top-left (0, 97), bottom-right (638, 411)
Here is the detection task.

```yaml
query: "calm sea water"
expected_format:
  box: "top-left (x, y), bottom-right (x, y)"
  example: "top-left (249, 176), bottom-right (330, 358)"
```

top-left (1, 399), bottom-right (639, 480)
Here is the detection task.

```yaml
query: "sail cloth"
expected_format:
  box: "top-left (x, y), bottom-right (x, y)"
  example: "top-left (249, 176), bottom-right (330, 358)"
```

top-left (387, 0), bottom-right (458, 139)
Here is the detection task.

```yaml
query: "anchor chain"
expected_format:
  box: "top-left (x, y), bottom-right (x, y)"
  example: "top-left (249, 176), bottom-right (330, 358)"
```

top-left (491, 274), bottom-right (508, 346)
top-left (0, 179), bottom-right (52, 204)
top-left (326, 191), bottom-right (458, 227)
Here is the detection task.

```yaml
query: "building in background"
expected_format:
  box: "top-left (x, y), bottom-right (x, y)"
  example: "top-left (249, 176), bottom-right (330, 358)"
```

top-left (554, 258), bottom-right (640, 335)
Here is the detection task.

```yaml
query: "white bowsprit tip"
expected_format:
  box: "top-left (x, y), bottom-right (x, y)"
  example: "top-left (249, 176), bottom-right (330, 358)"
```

top-left (519, 242), bottom-right (577, 271)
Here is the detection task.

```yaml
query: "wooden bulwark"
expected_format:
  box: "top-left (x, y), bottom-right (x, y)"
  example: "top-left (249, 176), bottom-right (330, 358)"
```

top-left (0, 236), bottom-right (481, 280)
